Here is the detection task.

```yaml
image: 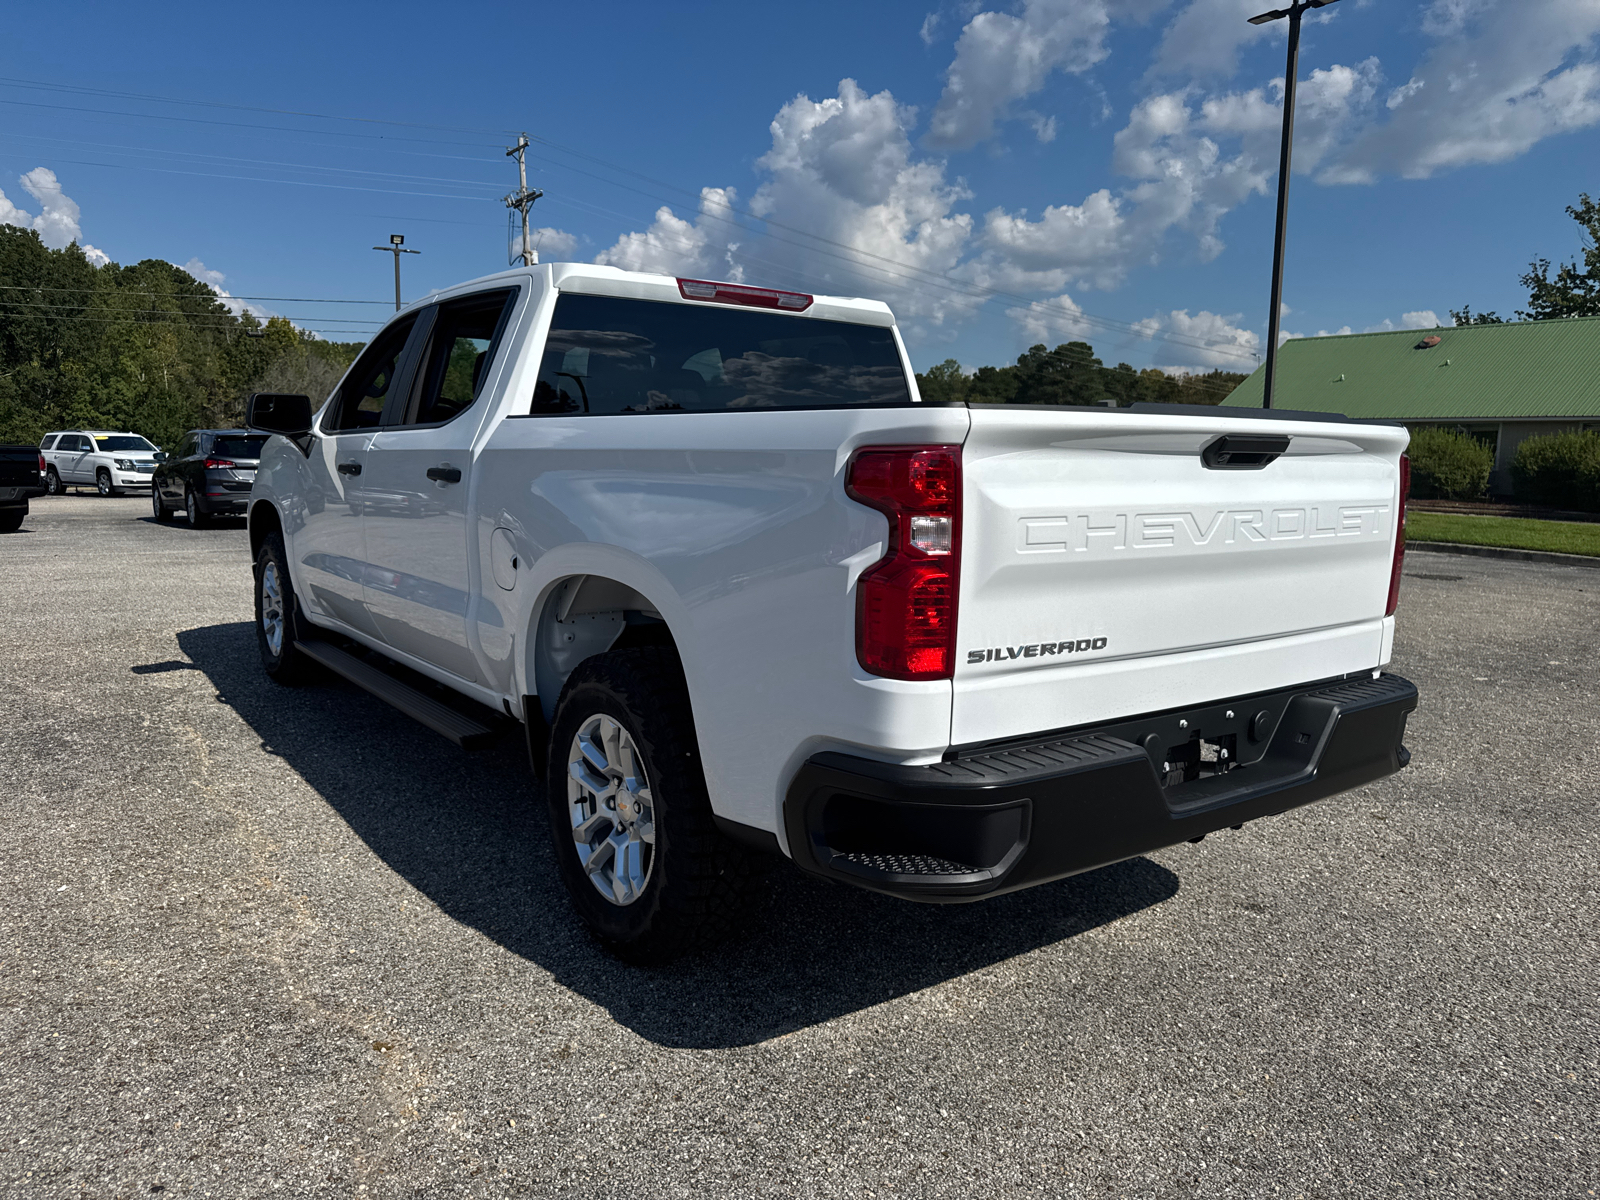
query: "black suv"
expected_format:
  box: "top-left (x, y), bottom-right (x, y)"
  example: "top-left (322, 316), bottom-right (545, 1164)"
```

top-left (152, 429), bottom-right (267, 526)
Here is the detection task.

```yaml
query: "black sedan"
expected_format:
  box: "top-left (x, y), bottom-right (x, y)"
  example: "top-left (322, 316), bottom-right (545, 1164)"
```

top-left (152, 429), bottom-right (267, 527)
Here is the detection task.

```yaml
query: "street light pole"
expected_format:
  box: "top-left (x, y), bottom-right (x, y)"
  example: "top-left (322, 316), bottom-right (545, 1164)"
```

top-left (372, 233), bottom-right (420, 311)
top-left (1249, 0), bottom-right (1339, 409)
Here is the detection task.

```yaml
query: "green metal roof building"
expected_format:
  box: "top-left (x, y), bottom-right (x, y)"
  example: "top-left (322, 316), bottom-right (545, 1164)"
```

top-left (1224, 319), bottom-right (1600, 496)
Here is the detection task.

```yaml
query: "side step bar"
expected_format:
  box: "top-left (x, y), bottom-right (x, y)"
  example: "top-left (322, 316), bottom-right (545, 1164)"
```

top-left (295, 639), bottom-right (501, 750)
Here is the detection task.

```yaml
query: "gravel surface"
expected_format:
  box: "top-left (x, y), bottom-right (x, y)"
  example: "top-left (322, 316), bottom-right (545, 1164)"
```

top-left (1, 497), bottom-right (1596, 1198)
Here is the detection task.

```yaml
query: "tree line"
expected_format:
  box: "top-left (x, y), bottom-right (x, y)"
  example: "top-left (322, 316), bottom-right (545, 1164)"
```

top-left (916, 340), bottom-right (1249, 407)
top-left (0, 226), bottom-right (362, 450)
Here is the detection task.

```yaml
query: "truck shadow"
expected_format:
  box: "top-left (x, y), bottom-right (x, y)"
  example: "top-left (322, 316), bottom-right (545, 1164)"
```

top-left (176, 621), bottom-right (1180, 1050)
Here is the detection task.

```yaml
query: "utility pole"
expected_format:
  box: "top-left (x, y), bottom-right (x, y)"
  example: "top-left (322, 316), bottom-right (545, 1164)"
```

top-left (372, 233), bottom-right (420, 311)
top-left (504, 134), bottom-right (544, 267)
top-left (1249, 0), bottom-right (1340, 409)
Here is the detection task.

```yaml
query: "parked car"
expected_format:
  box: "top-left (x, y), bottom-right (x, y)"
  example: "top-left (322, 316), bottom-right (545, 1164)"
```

top-left (39, 430), bottom-right (160, 496)
top-left (152, 429), bottom-right (267, 526)
top-left (0, 445), bottom-right (46, 532)
top-left (246, 262), bottom-right (1419, 963)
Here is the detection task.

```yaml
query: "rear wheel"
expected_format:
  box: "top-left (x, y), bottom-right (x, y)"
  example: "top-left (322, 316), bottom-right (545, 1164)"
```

top-left (151, 486), bottom-right (170, 522)
top-left (254, 530), bottom-right (317, 685)
top-left (545, 647), bottom-right (754, 964)
top-left (96, 469), bottom-right (117, 497)
top-left (185, 487), bottom-right (210, 528)
top-left (0, 506), bottom-right (25, 533)
top-left (44, 468), bottom-right (63, 496)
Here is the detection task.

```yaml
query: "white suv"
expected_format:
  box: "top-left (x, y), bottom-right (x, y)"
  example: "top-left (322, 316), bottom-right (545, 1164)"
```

top-left (40, 430), bottom-right (161, 496)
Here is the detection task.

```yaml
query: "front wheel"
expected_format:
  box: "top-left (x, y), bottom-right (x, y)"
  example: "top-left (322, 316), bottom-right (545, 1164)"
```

top-left (545, 647), bottom-right (754, 963)
top-left (254, 531), bottom-right (317, 685)
top-left (96, 469), bottom-right (117, 497)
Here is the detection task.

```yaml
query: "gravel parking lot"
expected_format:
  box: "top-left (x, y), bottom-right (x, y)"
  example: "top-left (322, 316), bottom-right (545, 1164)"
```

top-left (1, 495), bottom-right (1596, 1198)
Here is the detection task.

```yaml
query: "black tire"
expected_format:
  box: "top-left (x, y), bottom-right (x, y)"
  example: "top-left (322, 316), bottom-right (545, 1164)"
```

top-left (44, 468), bottom-right (63, 496)
top-left (185, 487), bottom-right (210, 528)
top-left (0, 506), bottom-right (24, 533)
top-left (97, 469), bottom-right (117, 498)
top-left (253, 530), bottom-right (317, 685)
top-left (545, 647), bottom-right (754, 964)
top-left (151, 486), bottom-right (170, 522)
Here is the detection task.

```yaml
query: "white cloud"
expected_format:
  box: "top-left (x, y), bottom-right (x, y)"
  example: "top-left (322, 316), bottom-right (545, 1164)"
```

top-left (1330, 0), bottom-right (1600, 181)
top-left (745, 80), bottom-right (979, 328)
top-left (81, 245), bottom-right (109, 267)
top-left (1005, 292), bottom-right (1095, 343)
top-left (178, 258), bottom-right (276, 321)
top-left (510, 226), bottom-right (579, 263)
top-left (920, 11), bottom-right (942, 45)
top-left (927, 0), bottom-right (1173, 150)
top-left (0, 168), bottom-right (91, 251)
top-left (1362, 310), bottom-right (1443, 332)
top-left (594, 187), bottom-right (744, 281)
top-left (1148, 0), bottom-right (1278, 81)
top-left (1136, 307), bottom-right (1262, 367)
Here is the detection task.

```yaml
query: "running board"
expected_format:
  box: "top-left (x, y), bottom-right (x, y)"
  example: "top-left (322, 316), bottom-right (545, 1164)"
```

top-left (295, 639), bottom-right (501, 750)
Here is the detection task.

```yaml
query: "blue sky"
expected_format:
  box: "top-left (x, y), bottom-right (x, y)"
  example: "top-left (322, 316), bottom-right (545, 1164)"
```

top-left (3, 0), bottom-right (1600, 376)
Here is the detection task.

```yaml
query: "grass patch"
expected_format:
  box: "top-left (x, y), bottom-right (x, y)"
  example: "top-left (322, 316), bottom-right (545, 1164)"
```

top-left (1407, 510), bottom-right (1600, 557)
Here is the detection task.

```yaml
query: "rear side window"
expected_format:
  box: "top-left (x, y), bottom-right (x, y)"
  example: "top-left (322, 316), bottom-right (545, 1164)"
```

top-left (529, 294), bottom-right (911, 415)
top-left (212, 435), bottom-right (268, 459)
top-left (325, 315), bottom-right (418, 432)
top-left (407, 289), bottom-right (516, 426)
top-left (40, 435), bottom-right (57, 450)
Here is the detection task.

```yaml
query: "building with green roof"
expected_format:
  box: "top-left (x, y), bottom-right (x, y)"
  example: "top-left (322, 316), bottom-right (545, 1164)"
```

top-left (1224, 318), bottom-right (1600, 496)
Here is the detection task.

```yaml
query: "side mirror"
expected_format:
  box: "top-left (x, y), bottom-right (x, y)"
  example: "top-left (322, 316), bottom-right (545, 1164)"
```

top-left (246, 392), bottom-right (314, 437)
top-left (153, 451), bottom-right (168, 463)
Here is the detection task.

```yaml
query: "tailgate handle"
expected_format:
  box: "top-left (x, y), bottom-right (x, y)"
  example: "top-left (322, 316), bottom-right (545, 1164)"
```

top-left (1201, 435), bottom-right (1290, 470)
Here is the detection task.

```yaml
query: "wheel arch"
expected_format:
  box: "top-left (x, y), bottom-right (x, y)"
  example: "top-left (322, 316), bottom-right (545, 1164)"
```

top-left (248, 499), bottom-right (283, 561)
top-left (524, 564), bottom-right (686, 725)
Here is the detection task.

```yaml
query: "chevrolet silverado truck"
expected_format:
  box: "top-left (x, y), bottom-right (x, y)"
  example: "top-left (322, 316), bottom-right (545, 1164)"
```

top-left (0, 444), bottom-right (46, 532)
top-left (244, 263), bottom-right (1419, 962)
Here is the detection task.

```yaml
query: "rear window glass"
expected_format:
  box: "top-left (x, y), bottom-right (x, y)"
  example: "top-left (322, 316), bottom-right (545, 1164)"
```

top-left (529, 294), bottom-right (911, 415)
top-left (211, 436), bottom-right (268, 459)
top-left (94, 435), bottom-right (156, 452)
top-left (40, 435), bottom-right (57, 450)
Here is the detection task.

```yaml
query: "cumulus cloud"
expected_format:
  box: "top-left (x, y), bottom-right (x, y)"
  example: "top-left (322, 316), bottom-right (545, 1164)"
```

top-left (1147, 0), bottom-right (1278, 81)
top-left (1005, 292), bottom-right (1096, 343)
top-left (1329, 0), bottom-right (1600, 181)
top-left (178, 258), bottom-right (276, 321)
top-left (509, 226), bottom-right (579, 264)
top-left (0, 168), bottom-right (100, 256)
top-left (927, 0), bottom-right (1173, 150)
top-left (1135, 307), bottom-right (1262, 368)
top-left (1362, 310), bottom-right (1443, 332)
top-left (594, 187), bottom-right (744, 281)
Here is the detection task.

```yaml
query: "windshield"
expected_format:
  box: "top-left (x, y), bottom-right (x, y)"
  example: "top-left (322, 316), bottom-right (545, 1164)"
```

top-left (530, 295), bottom-right (912, 415)
top-left (94, 435), bottom-right (156, 452)
top-left (211, 436), bottom-right (268, 459)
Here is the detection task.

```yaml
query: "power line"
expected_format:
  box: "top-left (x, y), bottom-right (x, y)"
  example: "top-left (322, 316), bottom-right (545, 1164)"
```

top-left (0, 285), bottom-right (390, 303)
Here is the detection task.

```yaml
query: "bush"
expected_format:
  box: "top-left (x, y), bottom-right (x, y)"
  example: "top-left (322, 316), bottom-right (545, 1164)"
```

top-left (1511, 430), bottom-right (1600, 511)
top-left (1407, 426), bottom-right (1493, 500)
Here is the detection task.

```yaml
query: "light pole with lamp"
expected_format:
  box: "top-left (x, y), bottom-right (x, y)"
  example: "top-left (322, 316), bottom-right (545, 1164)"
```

top-left (372, 233), bottom-right (420, 312)
top-left (1249, 0), bottom-right (1340, 409)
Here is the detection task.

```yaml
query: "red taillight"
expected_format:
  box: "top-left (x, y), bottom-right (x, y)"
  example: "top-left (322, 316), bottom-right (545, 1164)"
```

top-left (1386, 453), bottom-right (1409, 617)
top-left (204, 458), bottom-right (237, 469)
top-left (846, 445), bottom-right (962, 680)
top-left (37, 453), bottom-right (45, 476)
top-left (676, 277), bottom-right (813, 312)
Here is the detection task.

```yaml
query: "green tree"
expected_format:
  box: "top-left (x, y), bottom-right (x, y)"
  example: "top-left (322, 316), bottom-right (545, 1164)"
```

top-left (915, 358), bottom-right (971, 403)
top-left (1451, 305), bottom-right (1504, 326)
top-left (1518, 193), bottom-right (1600, 320)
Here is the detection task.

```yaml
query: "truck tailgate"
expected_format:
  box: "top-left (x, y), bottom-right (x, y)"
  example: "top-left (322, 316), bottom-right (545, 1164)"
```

top-left (953, 407), bottom-right (1409, 745)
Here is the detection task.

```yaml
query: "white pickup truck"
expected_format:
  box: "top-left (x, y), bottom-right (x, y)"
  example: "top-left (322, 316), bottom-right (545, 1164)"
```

top-left (245, 263), bottom-right (1418, 962)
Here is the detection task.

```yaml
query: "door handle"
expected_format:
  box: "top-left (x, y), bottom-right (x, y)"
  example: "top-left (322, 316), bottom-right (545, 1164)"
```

top-left (337, 462), bottom-right (362, 476)
top-left (426, 466), bottom-right (462, 484)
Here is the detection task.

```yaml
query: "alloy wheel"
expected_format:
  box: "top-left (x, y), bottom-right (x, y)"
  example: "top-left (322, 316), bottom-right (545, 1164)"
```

top-left (260, 560), bottom-right (285, 658)
top-left (566, 714), bottom-right (656, 906)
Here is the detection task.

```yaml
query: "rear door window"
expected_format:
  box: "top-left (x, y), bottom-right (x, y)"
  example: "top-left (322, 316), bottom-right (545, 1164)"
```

top-left (403, 289), bottom-right (517, 426)
top-left (528, 294), bottom-right (911, 415)
top-left (323, 315), bottom-right (419, 433)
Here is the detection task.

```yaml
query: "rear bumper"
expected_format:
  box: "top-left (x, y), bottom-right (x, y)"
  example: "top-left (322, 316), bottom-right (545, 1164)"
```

top-left (784, 672), bottom-right (1418, 902)
top-left (0, 484), bottom-right (44, 503)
